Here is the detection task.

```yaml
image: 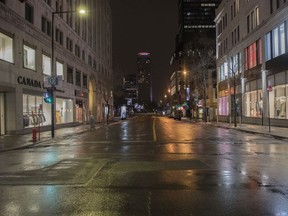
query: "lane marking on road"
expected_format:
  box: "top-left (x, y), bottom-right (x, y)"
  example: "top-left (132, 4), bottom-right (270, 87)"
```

top-left (153, 118), bottom-right (157, 142)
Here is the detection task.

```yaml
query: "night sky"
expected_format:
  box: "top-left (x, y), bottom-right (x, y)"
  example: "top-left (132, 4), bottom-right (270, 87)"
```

top-left (111, 0), bottom-right (178, 102)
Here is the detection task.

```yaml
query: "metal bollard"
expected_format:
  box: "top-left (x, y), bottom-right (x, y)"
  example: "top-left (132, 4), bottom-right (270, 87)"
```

top-left (32, 128), bottom-right (37, 143)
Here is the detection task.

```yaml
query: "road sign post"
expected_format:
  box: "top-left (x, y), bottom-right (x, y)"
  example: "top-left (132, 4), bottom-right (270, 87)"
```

top-left (267, 85), bottom-right (273, 133)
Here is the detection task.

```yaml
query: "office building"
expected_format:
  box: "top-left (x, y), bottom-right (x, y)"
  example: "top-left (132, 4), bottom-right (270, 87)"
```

top-left (215, 0), bottom-right (288, 126)
top-left (177, 0), bottom-right (221, 52)
top-left (137, 52), bottom-right (152, 106)
top-left (0, 0), bottom-right (112, 135)
top-left (123, 74), bottom-right (138, 106)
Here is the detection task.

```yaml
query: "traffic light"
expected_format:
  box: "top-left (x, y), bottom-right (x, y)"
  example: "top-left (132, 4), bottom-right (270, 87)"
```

top-left (43, 90), bottom-right (53, 103)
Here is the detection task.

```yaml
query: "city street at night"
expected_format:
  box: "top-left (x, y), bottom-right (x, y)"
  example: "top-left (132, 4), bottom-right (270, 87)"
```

top-left (0, 115), bottom-right (288, 215)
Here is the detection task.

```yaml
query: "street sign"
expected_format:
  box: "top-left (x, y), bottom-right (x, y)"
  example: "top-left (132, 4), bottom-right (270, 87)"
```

top-left (48, 76), bottom-right (57, 85)
top-left (267, 85), bottom-right (273, 92)
top-left (44, 75), bottom-right (63, 88)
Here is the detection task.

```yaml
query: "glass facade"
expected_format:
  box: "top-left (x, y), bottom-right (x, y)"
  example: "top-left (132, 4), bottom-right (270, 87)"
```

top-left (244, 79), bottom-right (262, 117)
top-left (23, 94), bottom-right (51, 128)
top-left (266, 21), bottom-right (288, 61)
top-left (268, 72), bottom-right (288, 119)
top-left (23, 94), bottom-right (74, 128)
top-left (218, 90), bottom-right (228, 115)
top-left (55, 98), bottom-right (74, 124)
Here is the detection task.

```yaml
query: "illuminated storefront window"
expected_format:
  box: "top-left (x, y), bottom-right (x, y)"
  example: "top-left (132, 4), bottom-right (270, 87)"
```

top-left (23, 94), bottom-right (51, 128)
top-left (55, 98), bottom-right (73, 124)
top-left (268, 72), bottom-right (287, 119)
top-left (23, 94), bottom-right (74, 128)
top-left (244, 79), bottom-right (263, 117)
top-left (218, 90), bottom-right (228, 115)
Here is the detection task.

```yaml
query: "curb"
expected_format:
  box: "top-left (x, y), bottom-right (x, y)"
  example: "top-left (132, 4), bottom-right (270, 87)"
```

top-left (0, 120), bottom-right (122, 153)
top-left (210, 124), bottom-right (288, 140)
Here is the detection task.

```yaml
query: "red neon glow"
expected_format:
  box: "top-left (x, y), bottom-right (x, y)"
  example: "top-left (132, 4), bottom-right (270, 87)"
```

top-left (138, 52), bottom-right (150, 56)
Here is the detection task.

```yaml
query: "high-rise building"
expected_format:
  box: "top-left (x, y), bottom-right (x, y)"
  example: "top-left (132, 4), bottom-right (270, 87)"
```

top-left (137, 52), bottom-right (152, 106)
top-left (123, 74), bottom-right (138, 106)
top-left (177, 0), bottom-right (221, 52)
top-left (0, 0), bottom-right (112, 135)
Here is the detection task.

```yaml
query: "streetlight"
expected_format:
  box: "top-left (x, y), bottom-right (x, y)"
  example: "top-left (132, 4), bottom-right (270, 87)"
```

top-left (50, 8), bottom-right (86, 138)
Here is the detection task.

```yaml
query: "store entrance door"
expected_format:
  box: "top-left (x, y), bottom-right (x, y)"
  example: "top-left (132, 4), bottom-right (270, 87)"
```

top-left (0, 93), bottom-right (5, 135)
top-left (76, 100), bottom-right (83, 123)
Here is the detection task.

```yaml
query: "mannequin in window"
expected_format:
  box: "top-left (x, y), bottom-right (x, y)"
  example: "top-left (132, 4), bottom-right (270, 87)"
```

top-left (259, 97), bottom-right (263, 115)
top-left (279, 96), bottom-right (286, 117)
top-left (276, 98), bottom-right (281, 117)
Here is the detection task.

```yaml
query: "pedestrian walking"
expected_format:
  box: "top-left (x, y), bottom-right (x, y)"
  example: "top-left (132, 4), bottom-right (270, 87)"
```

top-left (89, 114), bottom-right (95, 130)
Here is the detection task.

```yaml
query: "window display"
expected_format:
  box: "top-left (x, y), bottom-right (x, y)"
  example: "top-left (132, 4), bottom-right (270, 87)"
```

top-left (23, 94), bottom-right (74, 128)
top-left (244, 90), bottom-right (262, 117)
top-left (218, 96), bottom-right (228, 115)
top-left (23, 94), bottom-right (51, 128)
top-left (55, 98), bottom-right (73, 124)
top-left (274, 85), bottom-right (286, 118)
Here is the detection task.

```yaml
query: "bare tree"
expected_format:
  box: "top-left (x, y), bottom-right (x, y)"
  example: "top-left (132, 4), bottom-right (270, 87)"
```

top-left (103, 89), bottom-right (113, 124)
top-left (196, 49), bottom-right (215, 122)
top-left (227, 53), bottom-right (242, 127)
top-left (186, 36), bottom-right (215, 122)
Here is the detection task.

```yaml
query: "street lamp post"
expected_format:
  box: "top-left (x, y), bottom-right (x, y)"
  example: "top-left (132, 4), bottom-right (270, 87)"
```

top-left (50, 9), bottom-right (86, 138)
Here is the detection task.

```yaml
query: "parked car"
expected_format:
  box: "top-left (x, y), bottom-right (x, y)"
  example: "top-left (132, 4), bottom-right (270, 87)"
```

top-left (173, 110), bottom-right (182, 120)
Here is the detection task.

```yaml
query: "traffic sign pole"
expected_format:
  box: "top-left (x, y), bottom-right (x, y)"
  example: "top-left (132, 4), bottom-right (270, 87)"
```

top-left (51, 86), bottom-right (55, 138)
top-left (267, 86), bottom-right (272, 133)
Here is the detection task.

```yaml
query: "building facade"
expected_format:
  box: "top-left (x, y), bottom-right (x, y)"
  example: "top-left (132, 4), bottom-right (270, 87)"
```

top-left (123, 74), bottom-right (137, 106)
top-left (177, 0), bottom-right (221, 52)
top-left (0, 0), bottom-right (112, 135)
top-left (215, 0), bottom-right (288, 126)
top-left (137, 52), bottom-right (152, 106)
top-left (170, 0), bottom-right (220, 120)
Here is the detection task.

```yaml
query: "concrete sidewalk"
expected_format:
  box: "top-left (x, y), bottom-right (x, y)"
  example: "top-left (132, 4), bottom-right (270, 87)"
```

top-left (211, 122), bottom-right (288, 139)
top-left (181, 117), bottom-right (288, 139)
top-left (0, 120), bottom-right (117, 153)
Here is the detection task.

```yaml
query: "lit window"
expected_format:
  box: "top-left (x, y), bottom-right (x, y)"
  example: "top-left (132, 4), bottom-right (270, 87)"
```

top-left (265, 32), bottom-right (271, 61)
top-left (0, 32), bottom-right (13, 63)
top-left (272, 27), bottom-right (279, 57)
top-left (56, 61), bottom-right (64, 80)
top-left (42, 54), bottom-right (51, 76)
top-left (280, 23), bottom-right (285, 55)
top-left (23, 45), bottom-right (35, 70)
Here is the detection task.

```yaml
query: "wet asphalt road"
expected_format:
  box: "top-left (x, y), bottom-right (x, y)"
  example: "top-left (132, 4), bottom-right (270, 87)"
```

top-left (0, 115), bottom-right (288, 215)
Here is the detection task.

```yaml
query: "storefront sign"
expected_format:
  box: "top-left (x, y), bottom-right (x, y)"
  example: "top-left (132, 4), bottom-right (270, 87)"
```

top-left (17, 76), bottom-right (43, 89)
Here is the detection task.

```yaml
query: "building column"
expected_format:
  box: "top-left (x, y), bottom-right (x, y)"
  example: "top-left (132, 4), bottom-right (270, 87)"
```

top-left (6, 87), bottom-right (23, 134)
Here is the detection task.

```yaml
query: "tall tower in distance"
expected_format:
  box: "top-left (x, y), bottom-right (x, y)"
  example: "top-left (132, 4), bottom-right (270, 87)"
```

top-left (137, 52), bottom-right (152, 107)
